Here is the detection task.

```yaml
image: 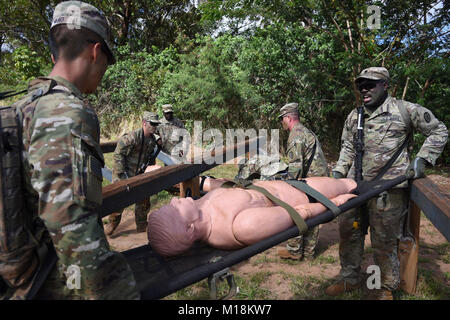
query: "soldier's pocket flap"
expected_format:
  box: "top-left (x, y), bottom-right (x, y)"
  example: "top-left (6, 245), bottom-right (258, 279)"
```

top-left (70, 129), bottom-right (105, 166)
top-left (70, 130), bottom-right (103, 206)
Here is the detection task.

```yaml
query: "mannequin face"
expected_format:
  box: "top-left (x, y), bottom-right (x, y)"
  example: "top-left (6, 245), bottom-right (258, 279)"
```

top-left (171, 198), bottom-right (201, 226)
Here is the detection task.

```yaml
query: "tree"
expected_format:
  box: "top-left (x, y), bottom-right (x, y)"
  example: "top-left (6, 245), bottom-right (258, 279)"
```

top-left (157, 34), bottom-right (263, 131)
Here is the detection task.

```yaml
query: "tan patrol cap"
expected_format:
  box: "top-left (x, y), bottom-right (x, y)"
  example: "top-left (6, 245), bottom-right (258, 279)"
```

top-left (143, 111), bottom-right (161, 124)
top-left (51, 1), bottom-right (116, 65)
top-left (162, 104), bottom-right (174, 113)
top-left (278, 103), bottom-right (299, 119)
top-left (355, 67), bottom-right (389, 83)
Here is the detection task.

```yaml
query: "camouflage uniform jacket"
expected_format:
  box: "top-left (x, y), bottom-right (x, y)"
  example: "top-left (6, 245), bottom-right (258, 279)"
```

top-left (112, 128), bottom-right (160, 181)
top-left (18, 76), bottom-right (139, 299)
top-left (334, 95), bottom-right (448, 187)
top-left (286, 123), bottom-right (329, 178)
top-left (157, 117), bottom-right (185, 155)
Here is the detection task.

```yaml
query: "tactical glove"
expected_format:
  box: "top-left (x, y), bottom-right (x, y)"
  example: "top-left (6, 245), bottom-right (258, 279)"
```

top-left (332, 171), bottom-right (344, 179)
top-left (407, 157), bottom-right (427, 179)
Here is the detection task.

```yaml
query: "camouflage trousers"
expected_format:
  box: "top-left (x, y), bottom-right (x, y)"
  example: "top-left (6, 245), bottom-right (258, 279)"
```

top-left (3, 216), bottom-right (140, 300)
top-left (337, 188), bottom-right (408, 291)
top-left (108, 198), bottom-right (151, 230)
top-left (33, 252), bottom-right (140, 300)
top-left (286, 225), bottom-right (319, 259)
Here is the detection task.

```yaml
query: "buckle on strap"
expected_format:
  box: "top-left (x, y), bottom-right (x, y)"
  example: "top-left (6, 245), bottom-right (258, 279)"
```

top-left (208, 268), bottom-right (237, 300)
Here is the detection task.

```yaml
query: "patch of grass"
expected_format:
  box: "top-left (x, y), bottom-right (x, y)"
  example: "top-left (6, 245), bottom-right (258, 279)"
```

top-left (364, 246), bottom-right (374, 254)
top-left (396, 268), bottom-right (450, 300)
top-left (290, 274), bottom-right (355, 300)
top-left (425, 167), bottom-right (450, 177)
top-left (165, 271), bottom-right (274, 300)
top-left (235, 272), bottom-right (273, 300)
top-left (290, 275), bottom-right (318, 299)
top-left (203, 164), bottom-right (239, 180)
top-left (278, 257), bottom-right (302, 265)
top-left (252, 253), bottom-right (276, 266)
top-left (418, 257), bottom-right (432, 264)
top-left (434, 243), bottom-right (450, 263)
top-left (310, 255), bottom-right (337, 266)
top-left (150, 190), bottom-right (175, 210)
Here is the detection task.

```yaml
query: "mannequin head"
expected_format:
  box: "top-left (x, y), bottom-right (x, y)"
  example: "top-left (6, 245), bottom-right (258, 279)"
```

top-left (148, 197), bottom-right (208, 256)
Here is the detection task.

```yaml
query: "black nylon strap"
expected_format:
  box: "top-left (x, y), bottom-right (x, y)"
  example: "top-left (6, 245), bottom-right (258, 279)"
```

top-left (372, 135), bottom-right (410, 181)
top-left (300, 141), bottom-right (317, 179)
top-left (135, 129), bottom-right (145, 176)
top-left (285, 180), bottom-right (341, 216)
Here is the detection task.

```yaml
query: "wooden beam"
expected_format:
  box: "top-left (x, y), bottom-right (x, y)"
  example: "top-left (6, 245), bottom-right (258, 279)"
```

top-left (410, 177), bottom-right (450, 241)
top-left (100, 141), bottom-right (117, 153)
top-left (400, 177), bottom-right (449, 294)
top-left (100, 138), bottom-right (258, 218)
top-left (399, 201), bottom-right (421, 294)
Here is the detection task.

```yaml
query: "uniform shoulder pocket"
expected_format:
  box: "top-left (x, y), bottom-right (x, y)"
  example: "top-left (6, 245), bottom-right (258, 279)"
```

top-left (70, 130), bottom-right (103, 207)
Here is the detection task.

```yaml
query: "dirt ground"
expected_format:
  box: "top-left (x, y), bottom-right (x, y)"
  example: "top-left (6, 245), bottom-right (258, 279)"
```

top-left (105, 174), bottom-right (449, 300)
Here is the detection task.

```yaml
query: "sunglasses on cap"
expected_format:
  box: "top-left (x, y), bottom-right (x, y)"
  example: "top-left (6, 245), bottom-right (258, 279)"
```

top-left (358, 80), bottom-right (384, 92)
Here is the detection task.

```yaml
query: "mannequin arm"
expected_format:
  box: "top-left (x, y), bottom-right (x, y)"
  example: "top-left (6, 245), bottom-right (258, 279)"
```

top-left (294, 193), bottom-right (357, 219)
top-left (232, 193), bottom-right (357, 246)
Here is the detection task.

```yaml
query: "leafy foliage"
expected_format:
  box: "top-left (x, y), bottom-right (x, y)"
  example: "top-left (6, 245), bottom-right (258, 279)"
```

top-left (1, 0), bottom-right (448, 163)
top-left (90, 45), bottom-right (179, 135)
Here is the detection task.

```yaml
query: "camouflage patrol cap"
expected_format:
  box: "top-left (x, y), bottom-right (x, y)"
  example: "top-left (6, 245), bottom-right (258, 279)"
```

top-left (51, 1), bottom-right (116, 64)
top-left (162, 104), bottom-right (174, 113)
top-left (260, 158), bottom-right (288, 177)
top-left (278, 103), bottom-right (299, 119)
top-left (143, 111), bottom-right (161, 124)
top-left (355, 67), bottom-right (389, 83)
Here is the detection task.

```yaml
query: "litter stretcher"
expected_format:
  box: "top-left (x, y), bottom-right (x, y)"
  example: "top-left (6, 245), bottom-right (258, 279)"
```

top-left (121, 174), bottom-right (411, 300)
top-left (99, 139), bottom-right (448, 299)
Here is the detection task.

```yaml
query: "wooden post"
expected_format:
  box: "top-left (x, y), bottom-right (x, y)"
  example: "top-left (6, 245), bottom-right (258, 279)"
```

top-left (180, 176), bottom-right (200, 198)
top-left (399, 200), bottom-right (421, 294)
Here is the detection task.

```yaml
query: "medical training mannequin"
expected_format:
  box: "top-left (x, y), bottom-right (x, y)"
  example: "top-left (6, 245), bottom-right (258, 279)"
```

top-left (148, 177), bottom-right (357, 257)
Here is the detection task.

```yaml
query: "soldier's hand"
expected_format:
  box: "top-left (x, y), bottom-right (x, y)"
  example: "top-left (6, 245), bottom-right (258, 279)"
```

top-left (332, 171), bottom-right (344, 179)
top-left (407, 157), bottom-right (427, 179)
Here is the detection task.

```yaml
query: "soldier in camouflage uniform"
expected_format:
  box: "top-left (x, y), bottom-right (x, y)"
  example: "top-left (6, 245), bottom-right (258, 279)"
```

top-left (2, 1), bottom-right (140, 299)
top-left (104, 112), bottom-right (161, 236)
top-left (235, 152), bottom-right (288, 181)
top-left (326, 67), bottom-right (448, 300)
top-left (157, 104), bottom-right (185, 158)
top-left (277, 103), bottom-right (330, 261)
